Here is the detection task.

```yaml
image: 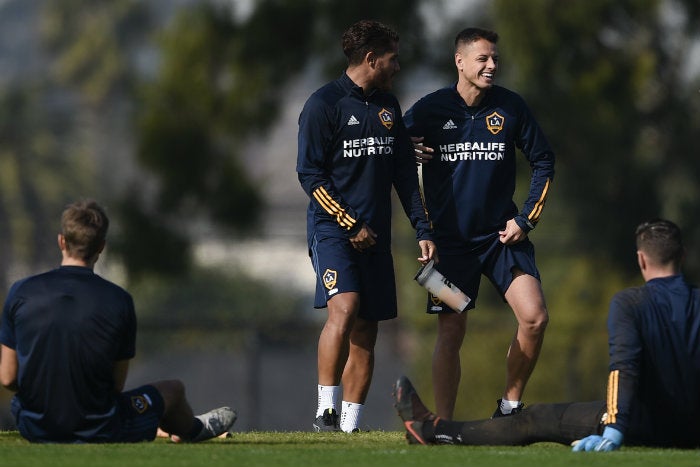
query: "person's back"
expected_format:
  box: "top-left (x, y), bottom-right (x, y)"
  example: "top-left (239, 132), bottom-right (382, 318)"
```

top-left (5, 266), bottom-right (135, 442)
top-left (608, 275), bottom-right (700, 447)
top-left (1, 199), bottom-right (237, 443)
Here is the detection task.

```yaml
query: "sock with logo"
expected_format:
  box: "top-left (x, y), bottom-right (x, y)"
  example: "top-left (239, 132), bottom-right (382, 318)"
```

top-left (316, 385), bottom-right (340, 418)
top-left (339, 401), bottom-right (364, 432)
top-left (500, 398), bottom-right (522, 414)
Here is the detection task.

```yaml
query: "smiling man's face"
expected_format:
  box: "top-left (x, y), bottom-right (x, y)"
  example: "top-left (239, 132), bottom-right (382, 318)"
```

top-left (455, 38), bottom-right (499, 92)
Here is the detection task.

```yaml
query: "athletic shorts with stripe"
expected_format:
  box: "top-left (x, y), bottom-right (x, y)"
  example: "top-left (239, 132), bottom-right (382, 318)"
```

top-left (310, 235), bottom-right (397, 321)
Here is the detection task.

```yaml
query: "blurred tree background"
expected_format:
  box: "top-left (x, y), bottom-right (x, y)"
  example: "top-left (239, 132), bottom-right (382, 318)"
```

top-left (0, 0), bottom-right (698, 425)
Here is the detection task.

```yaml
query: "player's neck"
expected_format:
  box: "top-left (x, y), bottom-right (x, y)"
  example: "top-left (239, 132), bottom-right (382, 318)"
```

top-left (346, 67), bottom-right (375, 95)
top-left (642, 267), bottom-right (680, 282)
top-left (456, 80), bottom-right (486, 107)
top-left (61, 256), bottom-right (93, 269)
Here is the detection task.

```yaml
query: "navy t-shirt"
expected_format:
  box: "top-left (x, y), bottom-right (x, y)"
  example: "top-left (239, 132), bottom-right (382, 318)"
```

top-left (0, 266), bottom-right (136, 442)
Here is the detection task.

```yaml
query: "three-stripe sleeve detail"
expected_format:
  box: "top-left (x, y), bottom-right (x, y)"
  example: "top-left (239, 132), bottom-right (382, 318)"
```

top-left (606, 370), bottom-right (619, 424)
top-left (527, 178), bottom-right (551, 224)
top-left (312, 186), bottom-right (357, 230)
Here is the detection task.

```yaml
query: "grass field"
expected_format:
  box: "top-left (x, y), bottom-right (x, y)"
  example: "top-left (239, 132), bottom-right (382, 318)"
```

top-left (1, 430), bottom-right (698, 467)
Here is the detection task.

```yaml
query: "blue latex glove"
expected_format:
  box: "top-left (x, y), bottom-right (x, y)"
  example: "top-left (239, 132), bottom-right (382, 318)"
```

top-left (572, 426), bottom-right (623, 452)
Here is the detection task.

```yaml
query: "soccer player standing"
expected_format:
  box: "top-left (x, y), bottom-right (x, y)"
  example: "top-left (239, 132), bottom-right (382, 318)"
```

top-left (297, 20), bottom-right (437, 432)
top-left (404, 27), bottom-right (555, 419)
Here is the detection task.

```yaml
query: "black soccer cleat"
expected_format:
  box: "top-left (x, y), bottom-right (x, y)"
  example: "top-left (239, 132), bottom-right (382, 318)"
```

top-left (190, 406), bottom-right (237, 442)
top-left (392, 375), bottom-right (436, 424)
top-left (491, 399), bottom-right (524, 418)
top-left (404, 420), bottom-right (429, 445)
top-left (313, 408), bottom-right (340, 432)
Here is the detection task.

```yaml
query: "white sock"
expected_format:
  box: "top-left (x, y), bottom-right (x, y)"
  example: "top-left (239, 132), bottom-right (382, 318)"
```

top-left (339, 401), bottom-right (364, 432)
top-left (316, 385), bottom-right (340, 417)
top-left (500, 398), bottom-right (521, 414)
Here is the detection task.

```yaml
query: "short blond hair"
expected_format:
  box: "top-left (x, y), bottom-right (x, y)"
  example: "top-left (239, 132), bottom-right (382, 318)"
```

top-left (61, 199), bottom-right (109, 261)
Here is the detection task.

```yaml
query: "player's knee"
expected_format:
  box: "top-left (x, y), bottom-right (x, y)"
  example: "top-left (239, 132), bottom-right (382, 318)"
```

top-left (519, 309), bottom-right (548, 335)
top-left (435, 328), bottom-right (466, 353)
top-left (437, 312), bottom-right (467, 333)
top-left (328, 293), bottom-right (359, 319)
top-left (534, 309), bottom-right (549, 331)
top-left (153, 379), bottom-right (187, 407)
top-left (326, 310), bottom-right (357, 335)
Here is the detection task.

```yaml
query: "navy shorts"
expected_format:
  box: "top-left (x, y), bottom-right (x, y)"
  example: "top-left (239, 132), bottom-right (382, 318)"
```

top-left (310, 235), bottom-right (397, 321)
top-left (426, 236), bottom-right (540, 314)
top-left (113, 385), bottom-right (165, 442)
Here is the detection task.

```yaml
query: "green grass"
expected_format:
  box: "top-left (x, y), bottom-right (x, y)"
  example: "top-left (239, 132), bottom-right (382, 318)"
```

top-left (0, 430), bottom-right (697, 467)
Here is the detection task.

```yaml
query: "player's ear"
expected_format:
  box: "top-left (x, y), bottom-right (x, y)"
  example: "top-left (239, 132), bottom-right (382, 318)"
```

top-left (637, 250), bottom-right (647, 272)
top-left (366, 51), bottom-right (377, 68)
top-left (455, 52), bottom-right (463, 70)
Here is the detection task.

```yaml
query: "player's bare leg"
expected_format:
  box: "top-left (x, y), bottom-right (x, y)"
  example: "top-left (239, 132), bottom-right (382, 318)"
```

top-left (314, 292), bottom-right (359, 430)
top-left (340, 317), bottom-right (378, 403)
top-left (151, 379), bottom-right (195, 436)
top-left (151, 380), bottom-right (237, 442)
top-left (318, 292), bottom-right (360, 385)
top-left (338, 317), bottom-right (377, 432)
top-left (432, 311), bottom-right (467, 419)
top-left (502, 270), bottom-right (548, 402)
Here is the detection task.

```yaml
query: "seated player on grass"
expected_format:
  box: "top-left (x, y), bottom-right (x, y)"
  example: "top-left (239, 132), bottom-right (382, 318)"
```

top-left (394, 219), bottom-right (700, 451)
top-left (0, 199), bottom-right (237, 443)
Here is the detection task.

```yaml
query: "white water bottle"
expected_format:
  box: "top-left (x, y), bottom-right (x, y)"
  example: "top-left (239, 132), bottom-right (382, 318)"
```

top-left (414, 260), bottom-right (471, 313)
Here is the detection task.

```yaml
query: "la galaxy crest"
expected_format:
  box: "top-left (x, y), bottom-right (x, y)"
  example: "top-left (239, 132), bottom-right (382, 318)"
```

top-left (378, 108), bottom-right (394, 130)
top-left (486, 111), bottom-right (504, 135)
top-left (430, 293), bottom-right (444, 312)
top-left (131, 394), bottom-right (150, 414)
top-left (323, 268), bottom-right (339, 296)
